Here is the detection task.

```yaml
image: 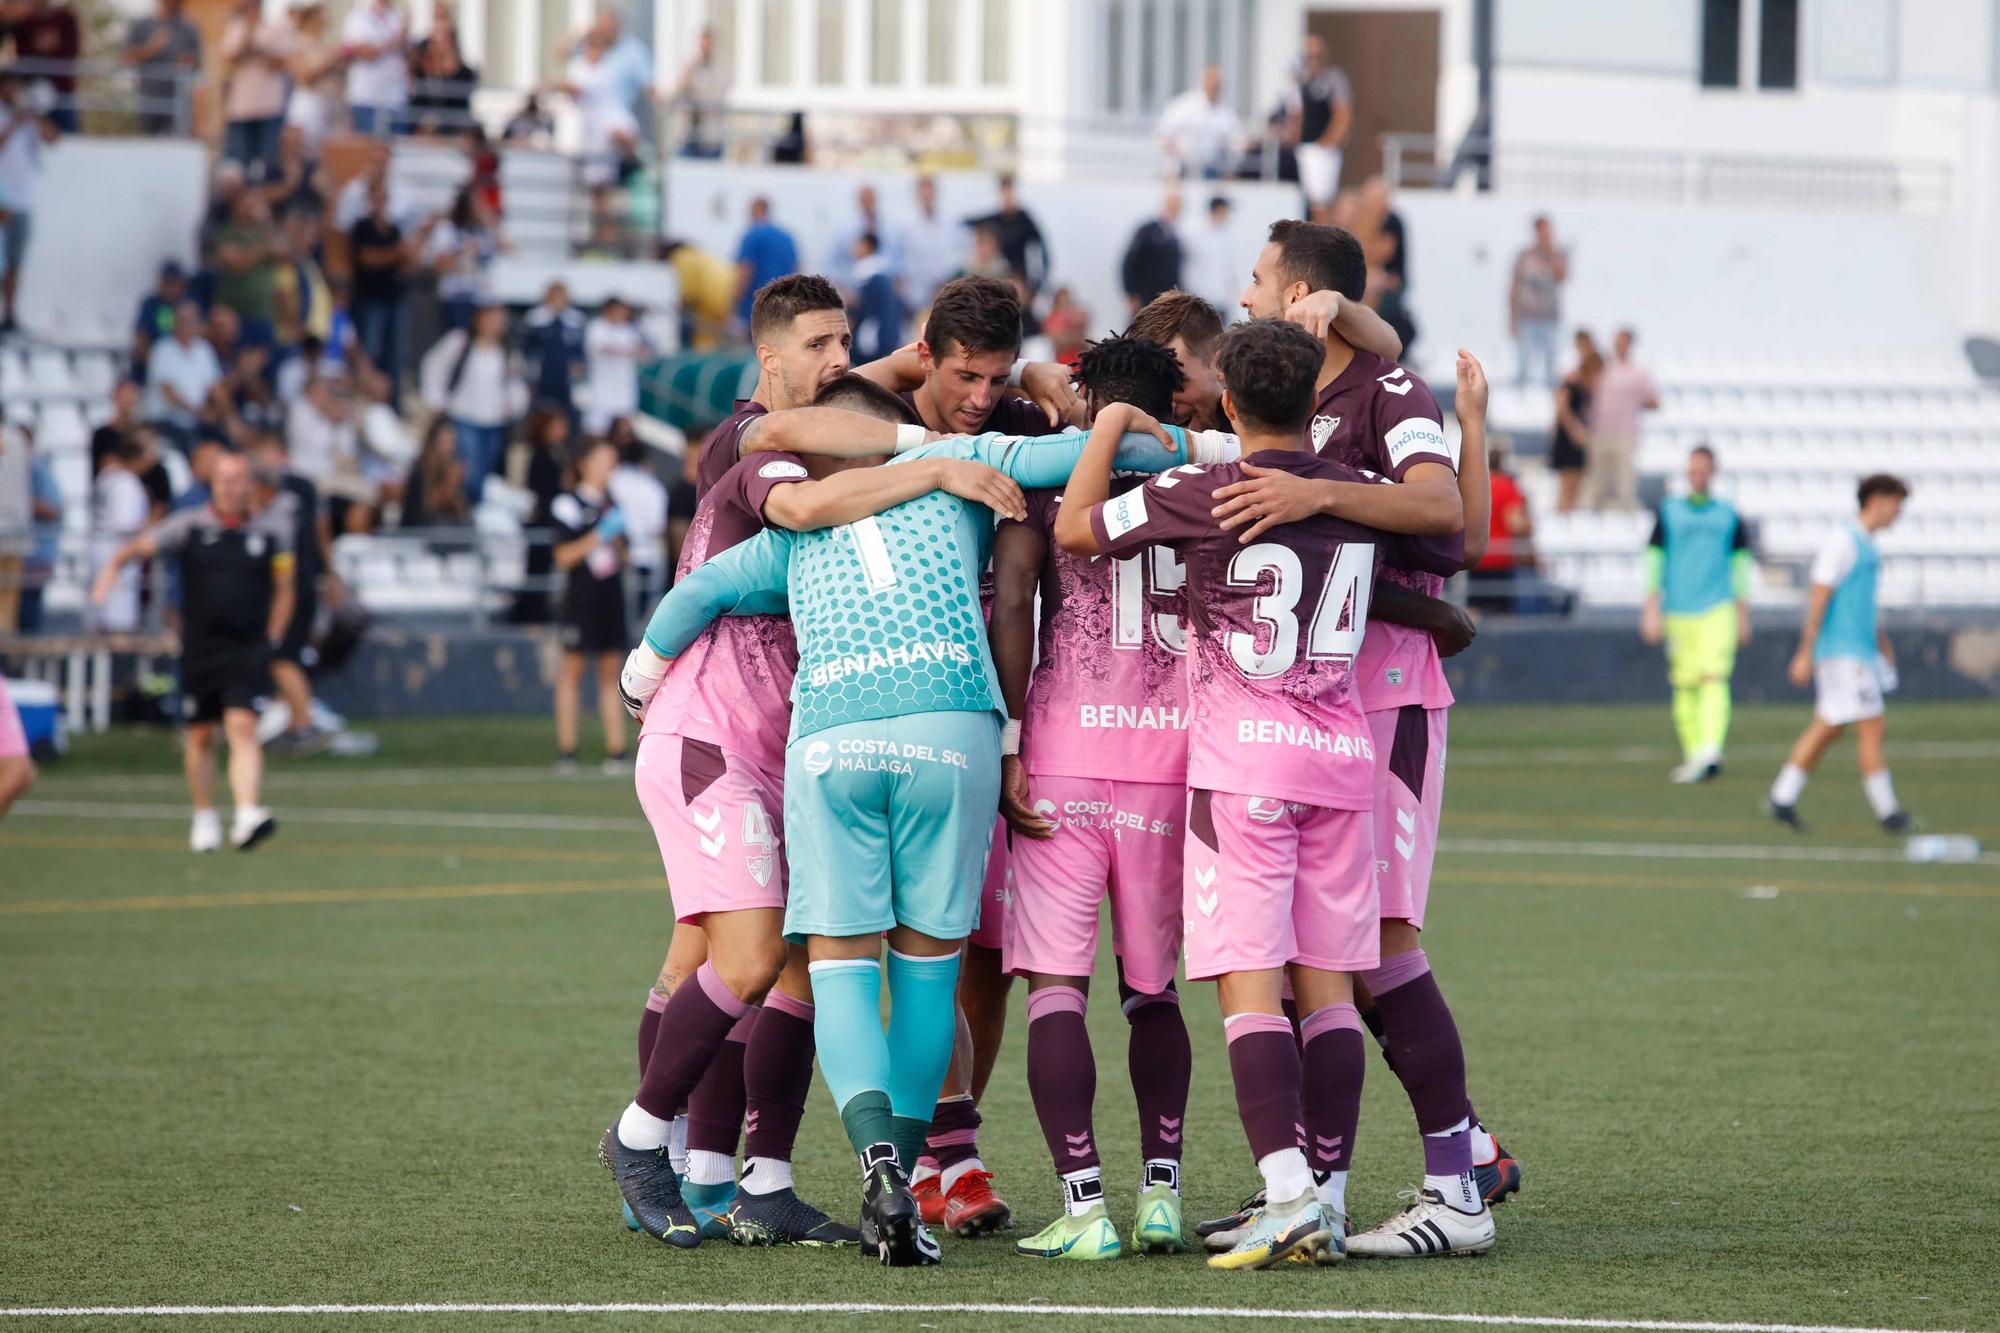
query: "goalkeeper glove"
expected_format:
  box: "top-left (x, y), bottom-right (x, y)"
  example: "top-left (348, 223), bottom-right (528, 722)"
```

top-left (618, 645), bottom-right (670, 721)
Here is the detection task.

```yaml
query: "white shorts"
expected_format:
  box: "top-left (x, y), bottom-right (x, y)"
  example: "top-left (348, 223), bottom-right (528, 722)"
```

top-left (1814, 657), bottom-right (1884, 727)
top-left (1297, 143), bottom-right (1343, 205)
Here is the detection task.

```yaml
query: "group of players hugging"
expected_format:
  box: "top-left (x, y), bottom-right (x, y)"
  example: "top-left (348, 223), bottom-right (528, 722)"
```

top-left (598, 219), bottom-right (1524, 1271)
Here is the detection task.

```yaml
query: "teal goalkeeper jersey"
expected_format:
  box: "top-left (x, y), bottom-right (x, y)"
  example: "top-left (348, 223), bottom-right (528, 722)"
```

top-left (644, 425), bottom-right (1191, 742)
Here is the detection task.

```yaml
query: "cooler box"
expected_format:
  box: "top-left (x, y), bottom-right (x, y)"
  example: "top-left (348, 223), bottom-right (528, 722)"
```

top-left (4, 677), bottom-right (66, 757)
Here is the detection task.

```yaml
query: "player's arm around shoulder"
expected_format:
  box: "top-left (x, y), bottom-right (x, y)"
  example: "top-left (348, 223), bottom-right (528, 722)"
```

top-left (641, 526), bottom-right (795, 660)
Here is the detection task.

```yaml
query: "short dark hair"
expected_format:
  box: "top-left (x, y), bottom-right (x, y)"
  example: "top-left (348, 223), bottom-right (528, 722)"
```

top-left (1690, 444), bottom-right (1716, 464)
top-left (856, 231), bottom-right (879, 254)
top-left (749, 273), bottom-right (844, 345)
top-left (1126, 290), bottom-right (1225, 364)
top-left (1073, 335), bottom-right (1185, 420)
top-left (1215, 319), bottom-right (1323, 435)
top-left (813, 373), bottom-right (923, 426)
top-left (1266, 219), bottom-right (1365, 301)
top-left (1857, 474), bottom-right (1909, 506)
top-left (923, 276), bottom-right (1023, 362)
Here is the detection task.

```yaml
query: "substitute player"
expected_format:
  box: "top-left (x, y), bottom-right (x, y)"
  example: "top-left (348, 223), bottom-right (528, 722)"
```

top-left (990, 336), bottom-right (1195, 1262)
top-left (91, 450), bottom-right (292, 852)
top-left (1058, 318), bottom-right (1384, 1270)
top-left (617, 410), bottom-right (1198, 1266)
top-left (1198, 221), bottom-right (1507, 1259)
top-left (1768, 474), bottom-right (1913, 833)
top-left (1640, 445), bottom-right (1752, 783)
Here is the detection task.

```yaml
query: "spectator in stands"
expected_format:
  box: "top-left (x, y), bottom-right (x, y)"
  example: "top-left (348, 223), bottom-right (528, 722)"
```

top-left (607, 420), bottom-right (666, 621)
top-left (282, 0), bottom-right (341, 155)
top-left (250, 429), bottom-right (338, 754)
top-left (503, 93), bottom-right (553, 146)
top-left (134, 262), bottom-right (188, 366)
top-left (769, 110), bottom-right (807, 165)
top-left (0, 406), bottom-right (32, 633)
top-left (965, 173), bottom-right (1048, 297)
top-left (146, 301), bottom-right (223, 454)
top-left (549, 434), bottom-right (628, 775)
top-left (522, 280), bottom-right (586, 418)
top-left (1551, 330), bottom-right (1600, 514)
top-left (563, 25), bottom-right (642, 188)
top-left (272, 205), bottom-right (332, 352)
top-left (1120, 186), bottom-right (1184, 316)
top-left (588, 10), bottom-right (656, 141)
top-left (408, 6), bottom-right (478, 136)
top-left (10, 0), bottom-right (80, 134)
top-left (212, 189), bottom-right (283, 345)
top-left (287, 364), bottom-right (359, 510)
top-left (1284, 34), bottom-right (1351, 220)
top-left (508, 406), bottom-right (568, 622)
top-left (218, 343), bottom-right (281, 447)
top-left (122, 0), bottom-right (201, 136)
top-left (671, 23), bottom-right (727, 158)
top-left (352, 361), bottom-right (413, 495)
top-left (1157, 66), bottom-right (1239, 180)
top-left (270, 128), bottom-right (332, 221)
top-left (1039, 286), bottom-right (1088, 366)
top-left (1582, 326), bottom-right (1659, 513)
top-left (828, 184), bottom-right (898, 293)
top-left (348, 180), bottom-right (424, 388)
top-left (340, 0), bottom-right (409, 137)
top-left (91, 380), bottom-right (145, 474)
top-left (419, 300), bottom-right (528, 501)
top-left (846, 233), bottom-right (906, 367)
top-left (0, 67), bottom-right (57, 336)
top-left (1473, 447), bottom-right (1534, 582)
top-left (21, 424), bottom-right (60, 631)
top-left (900, 175), bottom-right (961, 314)
top-left (582, 296), bottom-right (651, 435)
top-left (90, 434), bottom-right (154, 632)
top-left (399, 416), bottom-right (468, 528)
top-left (425, 185), bottom-right (501, 330)
top-left (733, 195), bottom-right (798, 332)
top-left (656, 237), bottom-right (732, 351)
top-left (958, 223), bottom-right (1009, 284)
top-left (665, 438), bottom-right (697, 575)
top-left (1178, 194), bottom-right (1236, 321)
top-left (219, 0), bottom-right (296, 181)
top-left (1509, 214), bottom-right (1568, 387)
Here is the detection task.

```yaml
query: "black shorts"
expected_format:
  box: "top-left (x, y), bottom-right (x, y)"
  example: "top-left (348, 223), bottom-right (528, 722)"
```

top-left (181, 645), bottom-right (270, 724)
top-left (273, 591), bottom-right (319, 666)
top-left (1550, 433), bottom-right (1586, 473)
top-left (560, 582), bottom-right (629, 655)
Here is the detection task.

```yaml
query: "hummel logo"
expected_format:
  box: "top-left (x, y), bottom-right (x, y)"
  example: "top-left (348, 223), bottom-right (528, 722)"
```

top-left (1158, 1115), bottom-right (1183, 1146)
top-left (1395, 807), bottom-right (1416, 833)
top-left (690, 806), bottom-right (722, 833)
top-left (699, 833), bottom-right (726, 858)
top-left (1394, 833), bottom-right (1415, 861)
top-left (1064, 1131), bottom-right (1093, 1159)
top-left (1194, 865), bottom-right (1219, 918)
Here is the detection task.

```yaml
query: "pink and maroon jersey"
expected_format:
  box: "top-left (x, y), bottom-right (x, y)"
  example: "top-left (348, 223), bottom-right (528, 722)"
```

top-left (643, 453), bottom-right (804, 775)
top-left (1010, 481), bottom-right (1190, 782)
top-left (1307, 350), bottom-right (1459, 713)
top-left (695, 399), bottom-right (771, 498)
top-left (1088, 451), bottom-right (1380, 811)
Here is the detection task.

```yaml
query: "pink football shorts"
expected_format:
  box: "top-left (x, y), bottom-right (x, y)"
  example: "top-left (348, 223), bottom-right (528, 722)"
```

top-left (1182, 788), bottom-right (1378, 980)
top-left (1003, 776), bottom-right (1184, 995)
top-left (0, 677), bottom-right (26, 760)
top-left (1367, 704), bottom-right (1447, 929)
top-left (967, 815), bottom-right (1011, 950)
top-left (635, 732), bottom-right (787, 922)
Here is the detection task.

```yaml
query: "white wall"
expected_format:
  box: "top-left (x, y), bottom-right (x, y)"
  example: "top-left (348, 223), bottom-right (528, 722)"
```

top-left (1496, 0), bottom-right (1696, 75)
top-left (21, 138), bottom-right (208, 348)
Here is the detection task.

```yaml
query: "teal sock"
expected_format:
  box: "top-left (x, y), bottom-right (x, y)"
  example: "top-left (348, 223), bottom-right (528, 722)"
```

top-left (808, 958), bottom-right (894, 1158)
top-left (884, 949), bottom-right (963, 1126)
top-left (891, 1114), bottom-right (929, 1174)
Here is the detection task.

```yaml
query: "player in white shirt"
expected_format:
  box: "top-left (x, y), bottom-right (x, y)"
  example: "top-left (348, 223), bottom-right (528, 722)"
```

top-left (584, 298), bottom-right (654, 435)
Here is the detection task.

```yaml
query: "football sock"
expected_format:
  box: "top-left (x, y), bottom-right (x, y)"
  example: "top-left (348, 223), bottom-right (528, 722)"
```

top-left (807, 959), bottom-right (894, 1159)
top-left (1300, 1003), bottom-right (1364, 1219)
top-left (1697, 678), bottom-right (1732, 756)
top-left (1771, 763), bottom-right (1809, 806)
top-left (892, 1115), bottom-right (931, 1178)
top-left (685, 1006), bottom-right (755, 1163)
top-left (1257, 1148), bottom-right (1315, 1211)
top-left (1061, 1166), bottom-right (1105, 1218)
top-left (631, 961), bottom-right (750, 1129)
top-left (637, 989), bottom-right (669, 1077)
top-left (925, 1098), bottom-right (985, 1179)
top-left (1671, 685), bottom-right (1701, 760)
top-left (1144, 1158), bottom-right (1181, 1195)
top-left (668, 1113), bottom-right (689, 1177)
top-left (1470, 1119), bottom-right (1499, 1164)
top-left (884, 949), bottom-right (962, 1160)
top-left (1423, 1116), bottom-right (1482, 1214)
top-left (1224, 1012), bottom-right (1307, 1169)
top-left (1026, 986), bottom-right (1100, 1174)
top-left (685, 1148), bottom-right (734, 1187)
top-left (1366, 949), bottom-right (1479, 1206)
top-left (739, 1156), bottom-right (793, 1196)
top-left (1123, 988), bottom-right (1190, 1167)
top-left (743, 989), bottom-right (815, 1166)
top-left (616, 1099), bottom-right (675, 1152)
top-left (1863, 768), bottom-right (1900, 818)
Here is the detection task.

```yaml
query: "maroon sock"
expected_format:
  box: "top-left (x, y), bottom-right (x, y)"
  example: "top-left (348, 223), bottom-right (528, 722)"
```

top-left (684, 1004), bottom-right (756, 1157)
top-left (1300, 1004), bottom-right (1366, 1185)
top-left (635, 962), bottom-right (751, 1123)
top-left (1364, 949), bottom-right (1471, 1134)
top-left (743, 989), bottom-right (814, 1162)
top-left (638, 990), bottom-right (669, 1078)
top-left (1025, 986), bottom-right (1098, 1172)
top-left (1123, 989), bottom-right (1189, 1162)
top-left (1224, 1014), bottom-right (1306, 1162)
top-left (925, 1093), bottom-right (982, 1171)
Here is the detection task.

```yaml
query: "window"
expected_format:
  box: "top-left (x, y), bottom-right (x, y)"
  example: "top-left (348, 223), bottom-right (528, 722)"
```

top-left (1758, 0), bottom-right (1798, 87)
top-left (484, 0), bottom-right (521, 86)
top-left (761, 0), bottom-right (793, 85)
top-left (981, 0), bottom-right (1009, 85)
top-left (1138, 0), bottom-right (1157, 110)
top-left (1106, 1), bottom-right (1125, 113)
top-left (927, 0), bottom-right (957, 84)
top-left (870, 0), bottom-right (900, 83)
top-left (817, 0), bottom-right (844, 83)
top-left (1700, 0), bottom-right (1741, 87)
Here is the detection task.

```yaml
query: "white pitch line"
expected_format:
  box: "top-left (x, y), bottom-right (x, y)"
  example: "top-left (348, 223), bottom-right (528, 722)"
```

top-left (1447, 739), bottom-right (2000, 767)
top-left (1439, 835), bottom-right (2000, 869)
top-left (0, 1303), bottom-right (1970, 1333)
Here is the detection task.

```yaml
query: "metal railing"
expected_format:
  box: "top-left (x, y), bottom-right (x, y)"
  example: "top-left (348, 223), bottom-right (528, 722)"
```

top-left (7, 56), bottom-right (197, 136)
top-left (1381, 133), bottom-right (1955, 215)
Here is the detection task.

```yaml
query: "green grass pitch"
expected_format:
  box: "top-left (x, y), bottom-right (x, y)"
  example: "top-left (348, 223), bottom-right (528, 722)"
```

top-left (2, 701), bottom-right (1996, 1333)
